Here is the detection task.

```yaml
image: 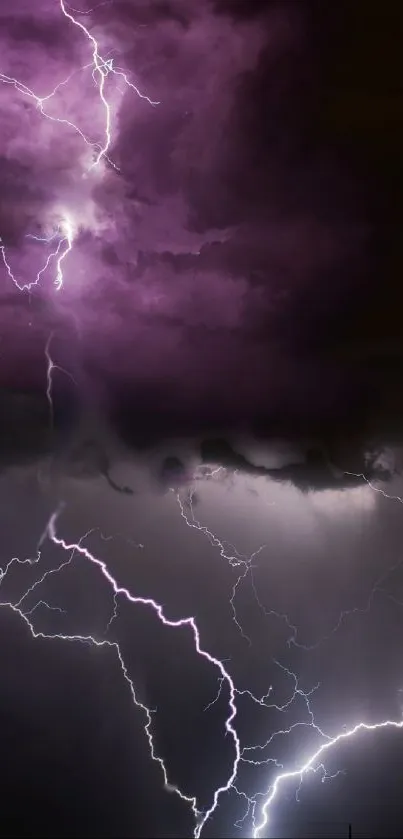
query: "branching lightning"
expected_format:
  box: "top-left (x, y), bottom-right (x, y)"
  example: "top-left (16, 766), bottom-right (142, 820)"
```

top-left (0, 0), bottom-right (158, 294)
top-left (0, 505), bottom-right (242, 836)
top-left (172, 468), bottom-right (403, 835)
top-left (45, 331), bottom-right (78, 427)
top-left (0, 215), bottom-right (74, 292)
top-left (287, 470), bottom-right (403, 652)
top-left (2, 461), bottom-right (403, 837)
top-left (252, 718), bottom-right (403, 838)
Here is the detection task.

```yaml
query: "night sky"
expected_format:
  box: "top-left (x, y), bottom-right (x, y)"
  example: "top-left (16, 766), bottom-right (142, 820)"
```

top-left (1, 1), bottom-right (403, 837)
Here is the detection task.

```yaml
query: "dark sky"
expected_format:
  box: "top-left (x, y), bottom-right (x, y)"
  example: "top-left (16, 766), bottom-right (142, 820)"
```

top-left (1, 1), bottom-right (403, 837)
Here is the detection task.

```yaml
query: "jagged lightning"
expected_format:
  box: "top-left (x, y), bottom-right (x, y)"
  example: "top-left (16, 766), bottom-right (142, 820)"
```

top-left (45, 331), bottom-right (78, 427)
top-left (174, 467), bottom-right (403, 836)
top-left (0, 506), bottom-right (241, 837)
top-left (253, 718), bottom-right (403, 838)
top-left (0, 0), bottom-right (158, 294)
top-left (175, 483), bottom-right (299, 647)
top-left (59, 0), bottom-right (159, 168)
top-left (0, 214), bottom-right (74, 292)
top-left (287, 470), bottom-right (403, 652)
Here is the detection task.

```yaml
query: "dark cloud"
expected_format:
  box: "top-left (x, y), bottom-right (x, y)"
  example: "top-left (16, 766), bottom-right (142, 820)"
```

top-left (0, 390), bottom-right (50, 468)
top-left (0, 0), bottom-right (402, 493)
top-left (1, 15), bottom-right (69, 52)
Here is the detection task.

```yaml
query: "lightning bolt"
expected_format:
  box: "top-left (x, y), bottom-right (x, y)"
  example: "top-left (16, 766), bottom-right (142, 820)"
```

top-left (175, 485), bottom-right (268, 645)
top-left (253, 718), bottom-right (403, 837)
top-left (47, 508), bottom-right (242, 838)
top-left (0, 214), bottom-right (74, 293)
top-left (59, 0), bottom-right (159, 168)
top-left (175, 481), bottom-right (299, 649)
top-left (58, 0), bottom-right (113, 167)
top-left (45, 331), bottom-right (78, 428)
top-left (286, 469), bottom-right (403, 652)
top-left (0, 505), bottom-right (242, 837)
top-left (0, 0), bottom-right (158, 294)
top-left (0, 470), bottom-right (334, 839)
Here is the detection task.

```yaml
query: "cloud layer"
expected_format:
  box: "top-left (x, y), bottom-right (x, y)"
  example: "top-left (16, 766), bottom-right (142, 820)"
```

top-left (1, 0), bottom-right (402, 486)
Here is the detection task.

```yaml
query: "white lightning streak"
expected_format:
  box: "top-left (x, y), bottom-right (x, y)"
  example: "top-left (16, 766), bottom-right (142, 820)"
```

top-left (0, 216), bottom-right (74, 293)
top-left (58, 0), bottom-right (158, 167)
top-left (0, 506), bottom-right (242, 837)
top-left (45, 331), bottom-right (78, 428)
top-left (344, 470), bottom-right (403, 505)
top-left (0, 69), bottom-right (110, 164)
top-left (3, 468), bottom-right (403, 838)
top-left (59, 0), bottom-right (111, 165)
top-left (288, 470), bottom-right (403, 651)
top-left (46, 509), bottom-right (240, 838)
top-left (254, 718), bottom-right (403, 837)
top-left (175, 486), bottom-right (270, 644)
top-left (0, 1), bottom-right (158, 293)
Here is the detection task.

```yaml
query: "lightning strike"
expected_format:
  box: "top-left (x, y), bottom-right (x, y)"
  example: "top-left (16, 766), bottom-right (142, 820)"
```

top-left (0, 505), bottom-right (244, 837)
top-left (175, 486), bottom-right (250, 569)
top-left (287, 469), bottom-right (403, 651)
top-left (0, 70), bottom-right (110, 164)
top-left (253, 718), bottom-right (403, 838)
top-left (54, 216), bottom-right (75, 290)
top-left (58, 0), bottom-right (158, 167)
top-left (46, 508), bottom-right (241, 838)
top-left (176, 484), bottom-right (259, 642)
top-left (45, 332), bottom-right (78, 429)
top-left (0, 1), bottom-right (158, 294)
top-left (175, 483), bottom-right (296, 647)
top-left (58, 0), bottom-right (112, 166)
top-left (344, 469), bottom-right (403, 505)
top-left (0, 214), bottom-right (75, 293)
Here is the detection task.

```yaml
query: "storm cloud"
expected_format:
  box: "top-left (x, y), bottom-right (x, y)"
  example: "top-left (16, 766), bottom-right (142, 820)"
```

top-left (0, 0), bottom-right (402, 489)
